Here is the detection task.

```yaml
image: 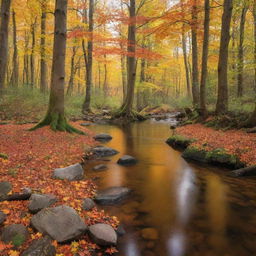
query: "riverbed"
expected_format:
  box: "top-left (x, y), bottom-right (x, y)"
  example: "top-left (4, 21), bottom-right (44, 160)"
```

top-left (86, 118), bottom-right (256, 256)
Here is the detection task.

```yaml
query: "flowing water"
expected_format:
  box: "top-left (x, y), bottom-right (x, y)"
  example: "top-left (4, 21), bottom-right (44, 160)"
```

top-left (87, 118), bottom-right (256, 256)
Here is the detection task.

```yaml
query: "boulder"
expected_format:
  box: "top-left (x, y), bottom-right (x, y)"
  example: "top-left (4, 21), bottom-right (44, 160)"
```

top-left (1, 224), bottom-right (29, 247)
top-left (93, 134), bottom-right (112, 142)
top-left (52, 163), bottom-right (84, 181)
top-left (88, 223), bottom-right (117, 246)
top-left (117, 155), bottom-right (137, 166)
top-left (80, 123), bottom-right (92, 127)
top-left (82, 198), bottom-right (96, 211)
top-left (5, 188), bottom-right (32, 201)
top-left (0, 211), bottom-right (6, 225)
top-left (92, 164), bottom-right (108, 172)
top-left (141, 228), bottom-right (159, 240)
top-left (28, 194), bottom-right (57, 213)
top-left (21, 236), bottom-right (56, 256)
top-left (92, 146), bottom-right (119, 157)
top-left (95, 187), bottom-right (131, 205)
top-left (0, 181), bottom-right (12, 197)
top-left (31, 205), bottom-right (87, 243)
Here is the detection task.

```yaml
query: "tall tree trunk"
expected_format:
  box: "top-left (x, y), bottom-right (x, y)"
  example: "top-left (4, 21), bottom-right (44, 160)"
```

top-left (40, 1), bottom-right (48, 93)
top-left (23, 31), bottom-right (30, 85)
top-left (216, 0), bottom-right (233, 114)
top-left (191, 0), bottom-right (200, 106)
top-left (30, 18), bottom-right (37, 87)
top-left (32, 0), bottom-right (82, 133)
top-left (10, 10), bottom-right (19, 87)
top-left (199, 0), bottom-right (210, 116)
top-left (82, 0), bottom-right (94, 113)
top-left (103, 60), bottom-right (107, 96)
top-left (0, 0), bottom-right (11, 94)
top-left (237, 5), bottom-right (248, 97)
top-left (254, 0), bottom-right (256, 92)
top-left (66, 46), bottom-right (77, 96)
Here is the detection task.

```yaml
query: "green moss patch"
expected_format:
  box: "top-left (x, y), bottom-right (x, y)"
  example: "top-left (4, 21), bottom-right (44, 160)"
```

top-left (0, 153), bottom-right (8, 160)
top-left (166, 135), bottom-right (195, 149)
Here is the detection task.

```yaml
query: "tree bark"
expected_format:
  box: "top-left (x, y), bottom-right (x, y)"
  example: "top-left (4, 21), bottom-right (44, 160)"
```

top-left (30, 18), bottom-right (37, 87)
top-left (191, 0), bottom-right (200, 106)
top-left (32, 0), bottom-right (82, 133)
top-left (237, 5), bottom-right (248, 97)
top-left (0, 0), bottom-right (11, 94)
top-left (40, 1), bottom-right (48, 93)
top-left (216, 0), bottom-right (233, 114)
top-left (199, 0), bottom-right (210, 116)
top-left (66, 45), bottom-right (77, 96)
top-left (82, 0), bottom-right (94, 113)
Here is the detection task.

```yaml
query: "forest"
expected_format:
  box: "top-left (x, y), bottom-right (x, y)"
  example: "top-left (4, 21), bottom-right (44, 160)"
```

top-left (0, 0), bottom-right (256, 255)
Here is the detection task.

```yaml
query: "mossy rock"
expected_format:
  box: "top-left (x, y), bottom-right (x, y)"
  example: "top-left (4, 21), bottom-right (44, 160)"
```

top-left (166, 135), bottom-right (195, 149)
top-left (182, 146), bottom-right (208, 163)
top-left (0, 153), bottom-right (8, 160)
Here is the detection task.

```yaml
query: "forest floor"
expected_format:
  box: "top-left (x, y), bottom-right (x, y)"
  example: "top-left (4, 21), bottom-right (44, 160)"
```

top-left (0, 122), bottom-right (118, 255)
top-left (175, 124), bottom-right (256, 166)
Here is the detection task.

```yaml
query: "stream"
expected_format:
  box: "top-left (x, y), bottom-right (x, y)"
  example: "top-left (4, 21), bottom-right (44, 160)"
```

top-left (86, 117), bottom-right (256, 256)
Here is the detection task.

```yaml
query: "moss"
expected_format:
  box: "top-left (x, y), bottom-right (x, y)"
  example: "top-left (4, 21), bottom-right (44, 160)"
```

top-left (0, 153), bottom-right (8, 159)
top-left (182, 146), bottom-right (208, 163)
top-left (166, 135), bottom-right (195, 149)
top-left (12, 233), bottom-right (26, 247)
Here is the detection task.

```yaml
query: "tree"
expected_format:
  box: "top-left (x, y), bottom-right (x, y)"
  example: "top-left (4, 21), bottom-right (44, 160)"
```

top-left (216, 0), bottom-right (233, 114)
top-left (0, 0), bottom-right (12, 94)
top-left (199, 0), bottom-right (210, 117)
top-left (32, 0), bottom-right (82, 133)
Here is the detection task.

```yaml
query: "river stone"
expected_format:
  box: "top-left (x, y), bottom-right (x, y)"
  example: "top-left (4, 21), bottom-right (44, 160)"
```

top-left (52, 163), bottom-right (84, 181)
top-left (88, 223), bottom-right (117, 246)
top-left (141, 228), bottom-right (159, 240)
top-left (93, 134), bottom-right (113, 142)
top-left (82, 198), bottom-right (96, 211)
top-left (95, 187), bottom-right (131, 205)
top-left (0, 211), bottom-right (6, 225)
top-left (21, 236), bottom-right (56, 256)
top-left (92, 146), bottom-right (119, 157)
top-left (80, 123), bottom-right (91, 127)
top-left (92, 164), bottom-right (108, 171)
top-left (5, 188), bottom-right (32, 201)
top-left (1, 224), bottom-right (29, 247)
top-left (117, 155), bottom-right (137, 166)
top-left (0, 181), bottom-right (12, 197)
top-left (28, 194), bottom-right (57, 213)
top-left (31, 205), bottom-right (87, 243)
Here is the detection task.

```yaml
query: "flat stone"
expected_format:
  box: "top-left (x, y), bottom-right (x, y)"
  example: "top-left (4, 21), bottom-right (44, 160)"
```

top-left (4, 188), bottom-right (32, 201)
top-left (141, 228), bottom-right (159, 240)
top-left (82, 198), bottom-right (96, 211)
top-left (88, 223), bottom-right (117, 246)
top-left (31, 205), bottom-right (87, 243)
top-left (117, 155), bottom-right (137, 166)
top-left (92, 164), bottom-right (108, 172)
top-left (21, 236), bottom-right (56, 256)
top-left (92, 146), bottom-right (119, 157)
top-left (28, 194), bottom-right (57, 213)
top-left (95, 187), bottom-right (131, 205)
top-left (80, 123), bottom-right (92, 127)
top-left (0, 211), bottom-right (6, 225)
top-left (93, 134), bottom-right (112, 142)
top-left (0, 181), bottom-right (12, 197)
top-left (1, 224), bottom-right (29, 247)
top-left (52, 163), bottom-right (84, 181)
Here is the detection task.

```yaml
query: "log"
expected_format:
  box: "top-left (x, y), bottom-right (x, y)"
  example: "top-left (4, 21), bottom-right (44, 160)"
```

top-left (229, 165), bottom-right (256, 177)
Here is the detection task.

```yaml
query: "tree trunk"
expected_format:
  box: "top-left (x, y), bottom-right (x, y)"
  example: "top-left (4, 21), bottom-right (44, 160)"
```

top-left (82, 0), bottom-right (94, 113)
top-left (199, 0), bottom-right (210, 117)
top-left (191, 0), bottom-right (200, 106)
top-left (10, 10), bottom-right (19, 87)
top-left (237, 5), bottom-right (248, 97)
top-left (66, 45), bottom-right (77, 96)
top-left (32, 0), bottom-right (82, 133)
top-left (103, 60), bottom-right (107, 97)
top-left (40, 1), bottom-right (48, 93)
top-left (216, 0), bottom-right (233, 114)
top-left (254, 0), bottom-right (256, 92)
top-left (0, 0), bottom-right (11, 94)
top-left (23, 31), bottom-right (30, 85)
top-left (30, 18), bottom-right (37, 87)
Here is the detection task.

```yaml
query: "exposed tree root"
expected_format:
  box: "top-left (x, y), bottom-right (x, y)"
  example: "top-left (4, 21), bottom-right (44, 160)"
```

top-left (30, 112), bottom-right (85, 134)
top-left (112, 107), bottom-right (146, 122)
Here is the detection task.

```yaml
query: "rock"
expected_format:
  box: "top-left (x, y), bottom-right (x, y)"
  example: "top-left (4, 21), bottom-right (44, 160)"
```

top-left (246, 127), bottom-right (256, 133)
top-left (92, 164), bottom-right (108, 172)
top-left (117, 155), bottom-right (137, 166)
top-left (0, 211), bottom-right (6, 225)
top-left (141, 228), bottom-right (159, 240)
top-left (5, 188), bottom-right (32, 201)
top-left (116, 225), bottom-right (126, 236)
top-left (92, 146), bottom-right (119, 157)
top-left (88, 223), bottom-right (117, 246)
top-left (229, 165), bottom-right (256, 177)
top-left (1, 224), bottom-right (29, 247)
top-left (31, 205), bottom-right (87, 243)
top-left (0, 181), bottom-right (12, 197)
top-left (80, 123), bottom-right (92, 127)
top-left (95, 187), bottom-right (131, 205)
top-left (82, 198), bottom-right (96, 211)
top-left (93, 134), bottom-right (112, 142)
top-left (21, 236), bottom-right (56, 256)
top-left (29, 194), bottom-right (57, 213)
top-left (52, 163), bottom-right (84, 181)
